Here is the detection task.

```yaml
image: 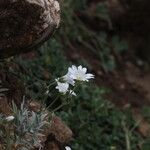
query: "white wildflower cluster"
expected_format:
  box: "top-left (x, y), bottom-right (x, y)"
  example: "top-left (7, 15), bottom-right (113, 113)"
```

top-left (55, 65), bottom-right (94, 96)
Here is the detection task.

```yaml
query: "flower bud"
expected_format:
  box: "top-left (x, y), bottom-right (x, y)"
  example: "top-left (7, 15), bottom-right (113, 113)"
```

top-left (6, 116), bottom-right (15, 122)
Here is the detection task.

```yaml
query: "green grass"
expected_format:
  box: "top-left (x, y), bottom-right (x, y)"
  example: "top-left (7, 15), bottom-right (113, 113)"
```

top-left (59, 85), bottom-right (143, 150)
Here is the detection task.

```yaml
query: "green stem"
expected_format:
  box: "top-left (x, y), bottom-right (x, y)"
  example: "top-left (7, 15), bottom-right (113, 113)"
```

top-left (122, 119), bottom-right (131, 150)
top-left (51, 82), bottom-right (79, 112)
top-left (52, 103), bottom-right (68, 112)
top-left (47, 94), bottom-right (60, 110)
top-left (47, 81), bottom-right (56, 88)
top-left (5, 127), bottom-right (11, 150)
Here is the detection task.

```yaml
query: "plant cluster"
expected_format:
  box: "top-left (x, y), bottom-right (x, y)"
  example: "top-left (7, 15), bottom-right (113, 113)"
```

top-left (59, 85), bottom-right (148, 150)
top-left (11, 38), bottom-right (149, 149)
top-left (0, 101), bottom-right (49, 150)
top-left (47, 65), bottom-right (94, 112)
top-left (0, 64), bottom-right (94, 150)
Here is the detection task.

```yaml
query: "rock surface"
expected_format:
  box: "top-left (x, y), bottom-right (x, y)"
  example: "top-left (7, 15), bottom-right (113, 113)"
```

top-left (0, 0), bottom-right (60, 58)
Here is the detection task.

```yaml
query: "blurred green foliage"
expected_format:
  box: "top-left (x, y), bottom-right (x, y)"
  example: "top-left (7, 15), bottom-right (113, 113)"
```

top-left (60, 85), bottom-right (144, 150)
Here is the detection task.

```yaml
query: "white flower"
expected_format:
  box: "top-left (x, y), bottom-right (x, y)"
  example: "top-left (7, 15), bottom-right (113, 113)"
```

top-left (6, 116), bottom-right (15, 122)
top-left (69, 90), bottom-right (77, 96)
top-left (68, 65), bottom-right (94, 81)
top-left (55, 81), bottom-right (69, 94)
top-left (63, 73), bottom-right (75, 86)
top-left (65, 146), bottom-right (71, 150)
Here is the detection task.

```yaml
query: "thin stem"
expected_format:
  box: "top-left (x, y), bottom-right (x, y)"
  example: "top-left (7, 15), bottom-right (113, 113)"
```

top-left (52, 103), bottom-right (68, 112)
top-left (47, 81), bottom-right (56, 88)
top-left (122, 119), bottom-right (131, 150)
top-left (5, 127), bottom-right (11, 150)
top-left (46, 94), bottom-right (60, 110)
